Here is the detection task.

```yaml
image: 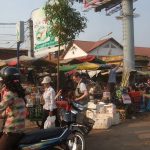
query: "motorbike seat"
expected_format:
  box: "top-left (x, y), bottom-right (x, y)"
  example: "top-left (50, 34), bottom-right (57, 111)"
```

top-left (19, 127), bottom-right (65, 145)
top-left (72, 102), bottom-right (86, 111)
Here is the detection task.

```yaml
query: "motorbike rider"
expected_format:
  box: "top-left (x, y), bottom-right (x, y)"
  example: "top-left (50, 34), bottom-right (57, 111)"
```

top-left (72, 72), bottom-right (89, 106)
top-left (0, 66), bottom-right (26, 150)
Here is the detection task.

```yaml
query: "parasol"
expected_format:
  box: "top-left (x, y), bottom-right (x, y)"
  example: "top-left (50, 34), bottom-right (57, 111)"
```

top-left (77, 62), bottom-right (100, 70)
top-left (0, 60), bottom-right (6, 67)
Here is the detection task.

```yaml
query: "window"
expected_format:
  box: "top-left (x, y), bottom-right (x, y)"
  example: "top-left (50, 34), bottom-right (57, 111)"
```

top-left (111, 44), bottom-right (116, 48)
top-left (103, 44), bottom-right (109, 48)
top-left (71, 46), bottom-right (77, 54)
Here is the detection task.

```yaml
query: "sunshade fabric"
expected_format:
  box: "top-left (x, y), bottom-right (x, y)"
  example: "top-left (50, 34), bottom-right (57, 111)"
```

top-left (59, 64), bottom-right (78, 72)
top-left (59, 62), bottom-right (101, 72)
top-left (77, 55), bottom-right (105, 64)
top-left (77, 62), bottom-right (100, 70)
top-left (0, 60), bottom-right (6, 67)
top-left (60, 55), bottom-right (105, 65)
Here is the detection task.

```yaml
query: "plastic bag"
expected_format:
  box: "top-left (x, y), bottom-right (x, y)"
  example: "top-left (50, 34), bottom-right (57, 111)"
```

top-left (44, 116), bottom-right (56, 129)
top-left (122, 94), bottom-right (132, 104)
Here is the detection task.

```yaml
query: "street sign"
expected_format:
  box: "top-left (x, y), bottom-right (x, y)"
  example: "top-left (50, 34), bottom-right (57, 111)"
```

top-left (16, 21), bottom-right (24, 43)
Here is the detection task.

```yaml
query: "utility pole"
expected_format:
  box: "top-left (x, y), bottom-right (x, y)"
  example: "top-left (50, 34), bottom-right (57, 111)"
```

top-left (17, 42), bottom-right (21, 69)
top-left (16, 21), bottom-right (24, 70)
top-left (122, 0), bottom-right (135, 72)
top-left (28, 18), bottom-right (34, 57)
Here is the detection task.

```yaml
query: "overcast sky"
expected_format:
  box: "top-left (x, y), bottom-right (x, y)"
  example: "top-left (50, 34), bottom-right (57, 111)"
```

top-left (0, 0), bottom-right (149, 48)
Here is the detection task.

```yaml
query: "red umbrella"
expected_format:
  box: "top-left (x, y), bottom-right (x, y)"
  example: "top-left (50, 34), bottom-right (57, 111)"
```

top-left (7, 60), bottom-right (17, 66)
top-left (77, 55), bottom-right (96, 62)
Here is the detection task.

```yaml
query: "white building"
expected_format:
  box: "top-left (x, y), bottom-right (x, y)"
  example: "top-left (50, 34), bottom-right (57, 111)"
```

top-left (64, 38), bottom-right (123, 59)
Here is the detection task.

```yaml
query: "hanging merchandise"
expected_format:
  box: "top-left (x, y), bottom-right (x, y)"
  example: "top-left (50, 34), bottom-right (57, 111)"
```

top-left (121, 70), bottom-right (130, 87)
top-left (122, 93), bottom-right (132, 104)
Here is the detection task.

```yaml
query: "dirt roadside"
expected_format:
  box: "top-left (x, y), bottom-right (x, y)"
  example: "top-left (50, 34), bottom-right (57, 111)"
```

top-left (25, 113), bottom-right (150, 150)
top-left (86, 113), bottom-right (150, 150)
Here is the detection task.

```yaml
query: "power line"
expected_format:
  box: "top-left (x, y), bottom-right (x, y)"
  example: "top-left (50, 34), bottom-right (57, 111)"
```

top-left (9, 42), bottom-right (17, 48)
top-left (0, 34), bottom-right (16, 36)
top-left (0, 42), bottom-right (11, 44)
top-left (0, 23), bottom-right (16, 25)
top-left (0, 21), bottom-right (30, 49)
top-left (0, 39), bottom-right (16, 41)
top-left (0, 26), bottom-right (15, 28)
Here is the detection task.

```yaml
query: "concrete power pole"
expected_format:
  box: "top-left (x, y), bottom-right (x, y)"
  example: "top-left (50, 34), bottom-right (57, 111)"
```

top-left (122, 0), bottom-right (135, 72)
top-left (28, 19), bottom-right (34, 57)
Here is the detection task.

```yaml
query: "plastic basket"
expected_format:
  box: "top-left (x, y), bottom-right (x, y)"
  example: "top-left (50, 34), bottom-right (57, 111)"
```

top-left (27, 105), bottom-right (43, 121)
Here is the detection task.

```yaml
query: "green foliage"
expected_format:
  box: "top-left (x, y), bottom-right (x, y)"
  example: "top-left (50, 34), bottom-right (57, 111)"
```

top-left (44, 0), bottom-right (87, 45)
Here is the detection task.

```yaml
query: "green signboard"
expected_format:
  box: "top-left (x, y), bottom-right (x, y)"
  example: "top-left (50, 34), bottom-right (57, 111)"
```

top-left (32, 8), bottom-right (58, 52)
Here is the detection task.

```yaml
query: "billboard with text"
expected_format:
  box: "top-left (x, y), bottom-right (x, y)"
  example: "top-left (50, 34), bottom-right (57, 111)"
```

top-left (32, 8), bottom-right (58, 52)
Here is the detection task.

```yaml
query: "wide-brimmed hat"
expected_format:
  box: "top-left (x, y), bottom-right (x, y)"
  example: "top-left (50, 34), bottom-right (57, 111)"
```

top-left (41, 76), bottom-right (51, 84)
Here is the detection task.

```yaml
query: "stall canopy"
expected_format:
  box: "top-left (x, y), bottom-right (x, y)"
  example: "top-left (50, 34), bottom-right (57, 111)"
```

top-left (77, 62), bottom-right (100, 70)
top-left (60, 55), bottom-right (105, 65)
top-left (5, 55), bottom-right (56, 67)
top-left (59, 62), bottom-right (106, 72)
top-left (136, 70), bottom-right (150, 76)
top-left (59, 64), bottom-right (78, 72)
top-left (5, 55), bottom-right (34, 66)
top-left (0, 60), bottom-right (6, 67)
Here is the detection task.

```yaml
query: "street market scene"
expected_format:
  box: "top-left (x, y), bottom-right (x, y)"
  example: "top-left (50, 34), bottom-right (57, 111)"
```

top-left (0, 0), bottom-right (150, 150)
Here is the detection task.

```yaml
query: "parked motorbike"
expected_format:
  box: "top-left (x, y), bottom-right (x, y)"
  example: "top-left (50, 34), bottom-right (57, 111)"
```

top-left (56, 100), bottom-right (95, 135)
top-left (17, 125), bottom-right (85, 150)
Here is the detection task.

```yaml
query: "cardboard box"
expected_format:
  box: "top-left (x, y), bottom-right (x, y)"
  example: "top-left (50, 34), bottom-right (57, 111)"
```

top-left (93, 116), bottom-right (112, 129)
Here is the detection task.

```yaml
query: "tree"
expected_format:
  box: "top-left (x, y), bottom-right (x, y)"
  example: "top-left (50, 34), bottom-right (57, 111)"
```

top-left (44, 0), bottom-right (87, 92)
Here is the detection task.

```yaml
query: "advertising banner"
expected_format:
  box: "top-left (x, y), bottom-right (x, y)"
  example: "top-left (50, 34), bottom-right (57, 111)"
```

top-left (83, 0), bottom-right (121, 12)
top-left (83, 0), bottom-right (102, 8)
top-left (32, 8), bottom-right (58, 52)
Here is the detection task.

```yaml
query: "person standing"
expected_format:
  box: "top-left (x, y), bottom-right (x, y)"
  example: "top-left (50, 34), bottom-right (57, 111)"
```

top-left (72, 72), bottom-right (88, 106)
top-left (108, 63), bottom-right (120, 103)
top-left (0, 67), bottom-right (26, 150)
top-left (41, 76), bottom-right (59, 128)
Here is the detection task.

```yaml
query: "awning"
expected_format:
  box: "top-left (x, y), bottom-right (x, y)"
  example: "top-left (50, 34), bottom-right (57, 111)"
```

top-left (5, 55), bottom-right (35, 66)
top-left (59, 64), bottom-right (78, 72)
top-left (77, 55), bottom-right (105, 64)
top-left (77, 62), bottom-right (100, 70)
top-left (60, 55), bottom-right (106, 65)
top-left (5, 55), bottom-right (56, 67)
top-left (0, 60), bottom-right (6, 67)
top-left (59, 62), bottom-right (101, 72)
top-left (136, 71), bottom-right (150, 75)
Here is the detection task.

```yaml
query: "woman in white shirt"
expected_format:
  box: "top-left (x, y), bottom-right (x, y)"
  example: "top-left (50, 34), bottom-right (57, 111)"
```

top-left (41, 76), bottom-right (59, 128)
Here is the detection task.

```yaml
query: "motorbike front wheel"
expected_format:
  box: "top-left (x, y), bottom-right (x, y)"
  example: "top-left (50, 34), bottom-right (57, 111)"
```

top-left (66, 132), bottom-right (85, 150)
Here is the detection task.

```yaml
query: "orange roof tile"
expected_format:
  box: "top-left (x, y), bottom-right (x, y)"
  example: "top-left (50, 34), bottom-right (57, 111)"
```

top-left (135, 47), bottom-right (150, 57)
top-left (74, 38), bottom-right (123, 52)
top-left (74, 40), bottom-right (95, 52)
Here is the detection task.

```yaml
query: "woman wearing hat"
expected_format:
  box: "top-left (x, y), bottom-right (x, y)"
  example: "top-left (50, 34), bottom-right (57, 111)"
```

top-left (41, 76), bottom-right (58, 128)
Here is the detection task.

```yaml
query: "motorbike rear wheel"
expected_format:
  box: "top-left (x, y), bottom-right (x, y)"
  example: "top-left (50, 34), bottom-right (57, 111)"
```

top-left (66, 132), bottom-right (85, 150)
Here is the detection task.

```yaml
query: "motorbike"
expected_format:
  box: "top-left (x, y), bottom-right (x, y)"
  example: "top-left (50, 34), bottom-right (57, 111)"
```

top-left (56, 100), bottom-right (95, 135)
top-left (17, 124), bottom-right (85, 150)
top-left (21, 99), bottom-right (94, 150)
top-left (18, 100), bottom-right (87, 150)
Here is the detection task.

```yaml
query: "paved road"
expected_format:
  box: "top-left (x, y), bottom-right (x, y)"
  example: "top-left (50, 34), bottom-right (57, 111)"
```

top-left (86, 113), bottom-right (150, 150)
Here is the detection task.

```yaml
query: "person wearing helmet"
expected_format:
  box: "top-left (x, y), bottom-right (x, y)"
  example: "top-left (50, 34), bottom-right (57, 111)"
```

top-left (0, 67), bottom-right (26, 150)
